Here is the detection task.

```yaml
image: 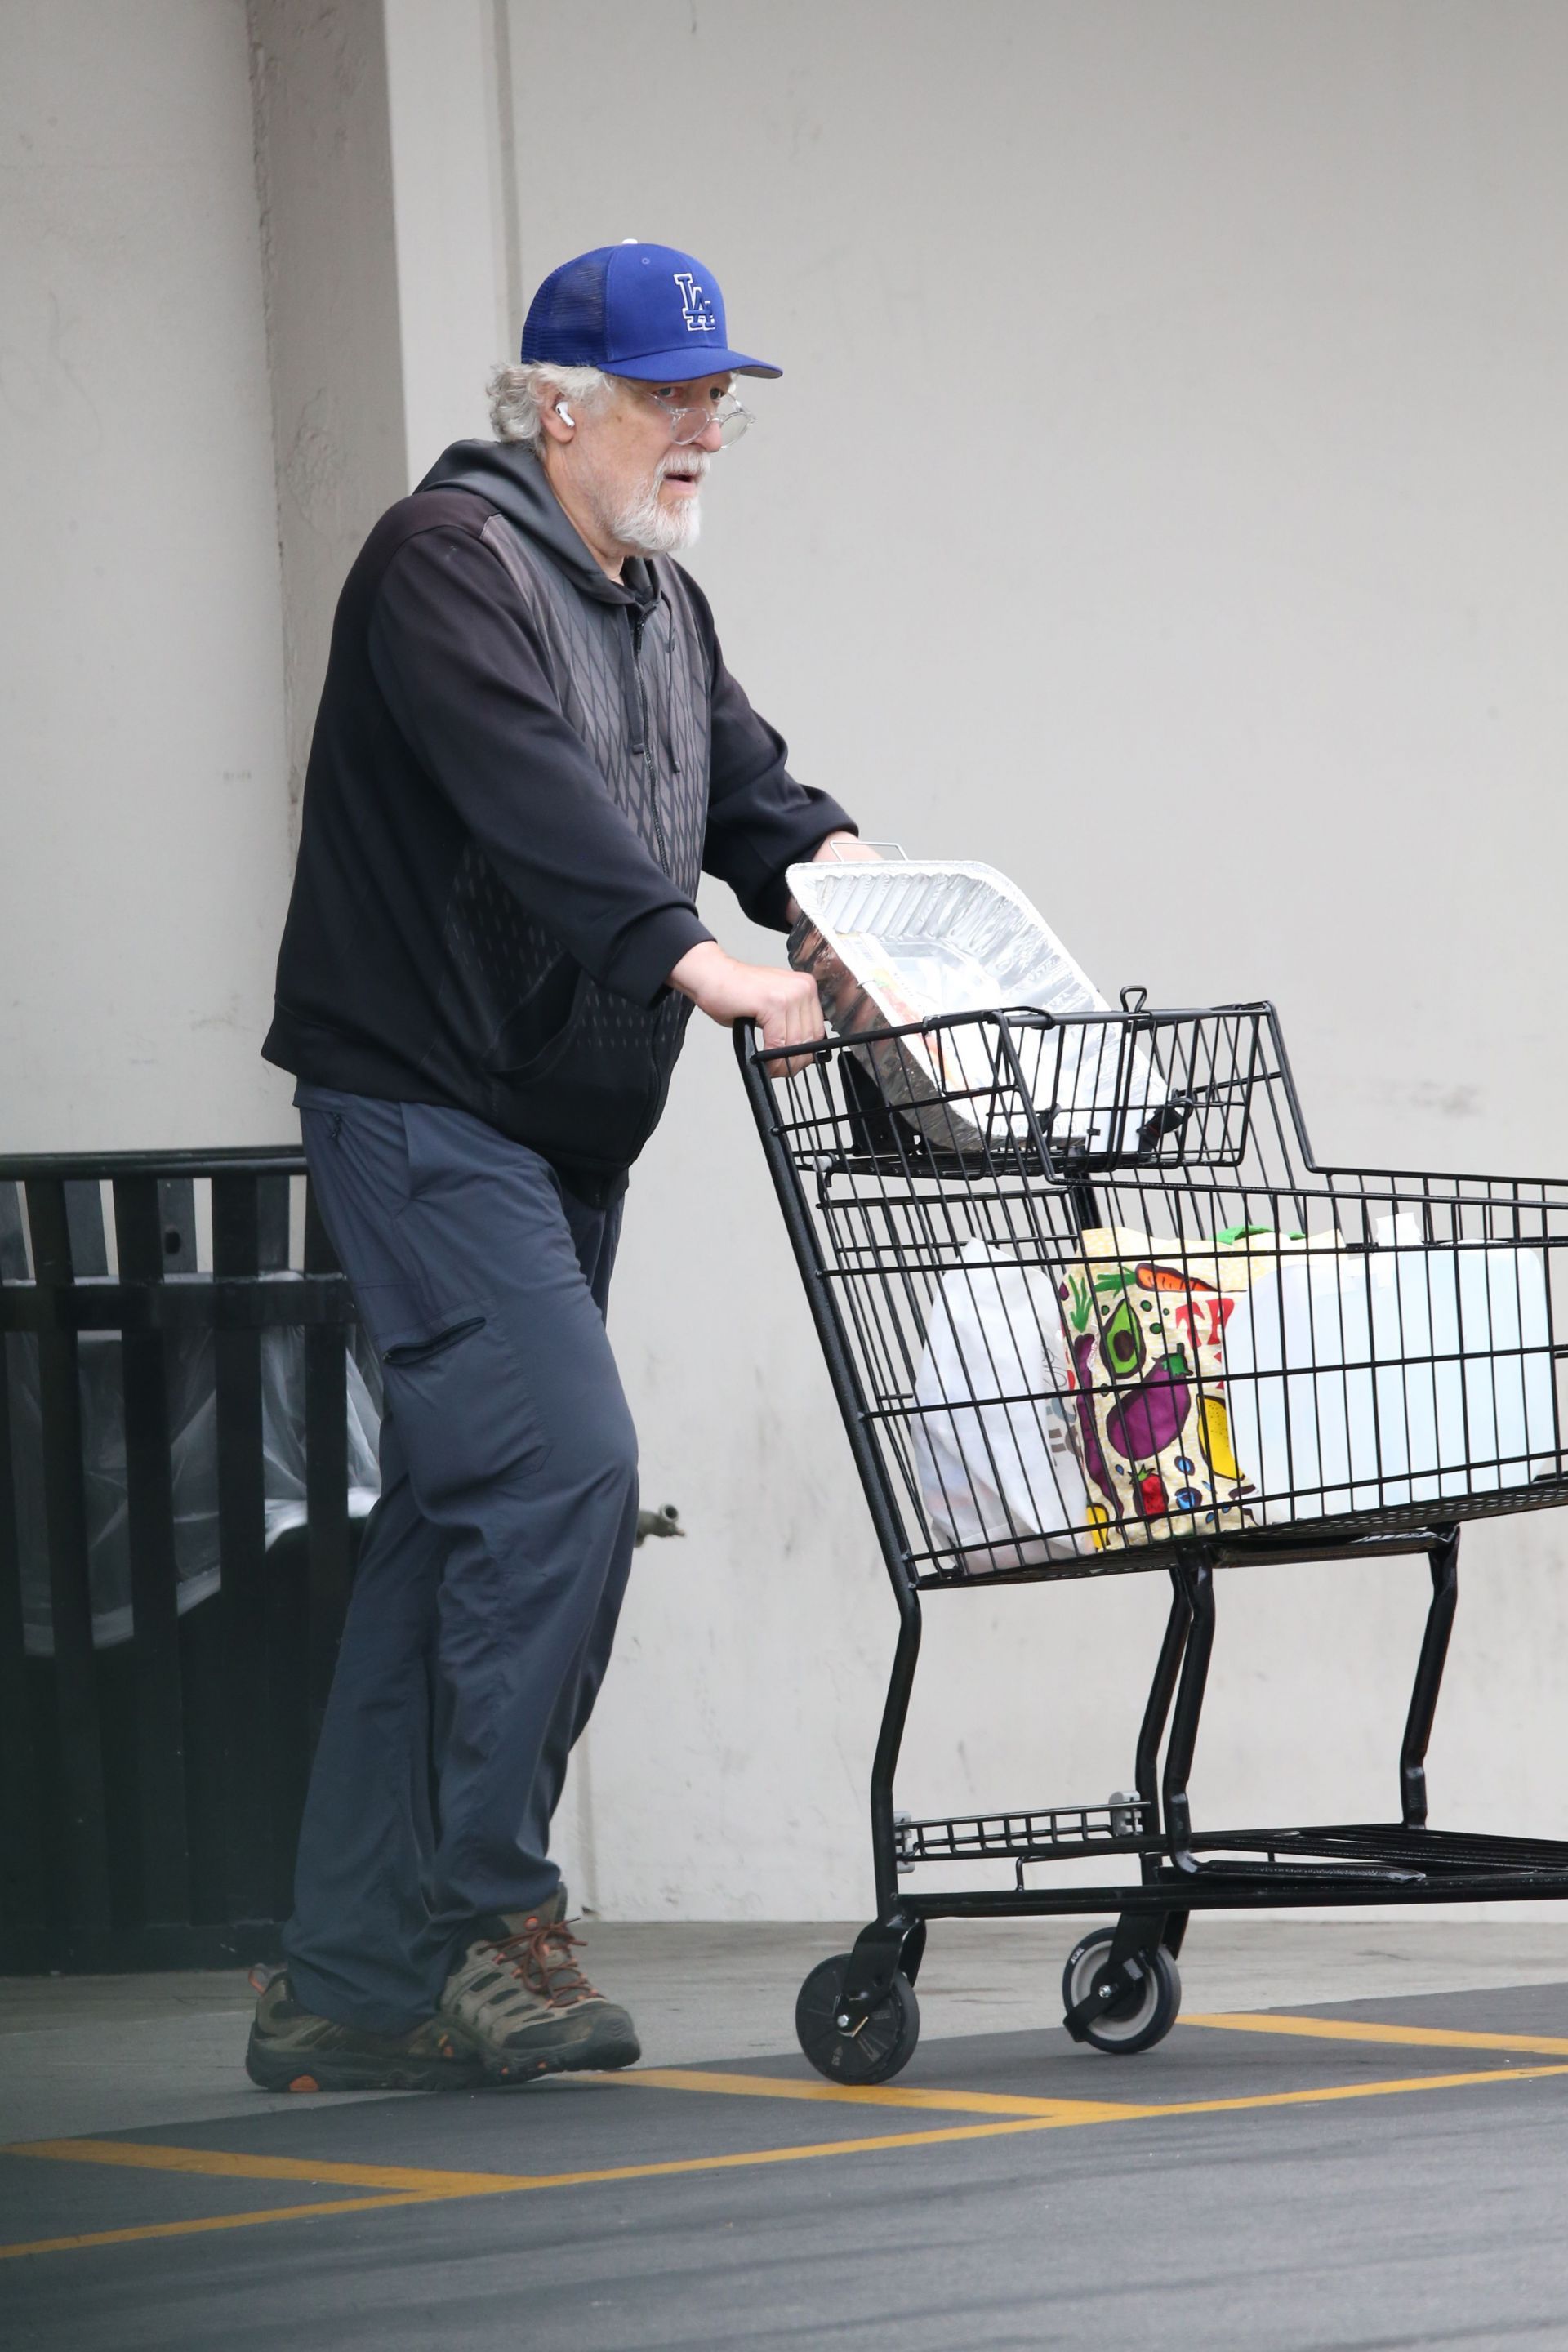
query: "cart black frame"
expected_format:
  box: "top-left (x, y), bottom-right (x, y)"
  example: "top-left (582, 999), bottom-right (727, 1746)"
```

top-left (736, 1000), bottom-right (1568, 2078)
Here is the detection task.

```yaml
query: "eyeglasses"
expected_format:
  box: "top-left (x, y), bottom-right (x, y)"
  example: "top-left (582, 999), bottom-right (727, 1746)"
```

top-left (646, 387), bottom-right (755, 447)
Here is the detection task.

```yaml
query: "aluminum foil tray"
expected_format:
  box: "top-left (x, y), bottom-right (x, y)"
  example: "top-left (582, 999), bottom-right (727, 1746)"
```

top-left (787, 859), bottom-right (1158, 1157)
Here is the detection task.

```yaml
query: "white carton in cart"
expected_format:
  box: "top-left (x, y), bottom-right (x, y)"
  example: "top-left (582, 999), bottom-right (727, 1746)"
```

top-left (1224, 1213), bottom-right (1557, 1518)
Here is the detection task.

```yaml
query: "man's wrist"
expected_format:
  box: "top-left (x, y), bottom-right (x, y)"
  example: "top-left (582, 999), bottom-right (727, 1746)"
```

top-left (668, 939), bottom-right (728, 1000)
top-left (811, 830), bottom-right (859, 863)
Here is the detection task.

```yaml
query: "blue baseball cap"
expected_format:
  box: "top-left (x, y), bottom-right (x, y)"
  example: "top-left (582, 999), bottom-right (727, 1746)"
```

top-left (521, 242), bottom-right (782, 382)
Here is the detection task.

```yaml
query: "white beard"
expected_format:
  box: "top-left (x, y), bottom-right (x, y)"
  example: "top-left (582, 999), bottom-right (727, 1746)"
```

top-left (608, 451), bottom-right (708, 556)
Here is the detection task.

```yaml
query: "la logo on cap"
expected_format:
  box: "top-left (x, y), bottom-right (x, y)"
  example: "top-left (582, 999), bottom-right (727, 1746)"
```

top-left (674, 270), bottom-right (716, 333)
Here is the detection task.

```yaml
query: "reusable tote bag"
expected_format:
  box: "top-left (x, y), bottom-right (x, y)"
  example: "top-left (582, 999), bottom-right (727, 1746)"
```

top-left (1057, 1225), bottom-right (1343, 1551)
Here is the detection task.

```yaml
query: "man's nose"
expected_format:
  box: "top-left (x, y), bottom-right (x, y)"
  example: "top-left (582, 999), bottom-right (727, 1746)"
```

top-left (693, 416), bottom-right (724, 452)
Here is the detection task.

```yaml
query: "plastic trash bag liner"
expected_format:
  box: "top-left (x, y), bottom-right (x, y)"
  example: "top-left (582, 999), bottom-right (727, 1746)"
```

top-left (9, 1322), bottom-right (381, 1655)
top-left (911, 1240), bottom-right (1090, 1572)
top-left (1056, 1224), bottom-right (1344, 1552)
top-left (1223, 1213), bottom-right (1559, 1522)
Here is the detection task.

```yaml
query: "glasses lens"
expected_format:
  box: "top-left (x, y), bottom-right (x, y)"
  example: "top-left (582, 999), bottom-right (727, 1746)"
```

top-left (656, 393), bottom-right (754, 444)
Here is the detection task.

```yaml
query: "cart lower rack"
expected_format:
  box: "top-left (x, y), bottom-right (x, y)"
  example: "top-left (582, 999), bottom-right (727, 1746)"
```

top-left (737, 1002), bottom-right (1568, 2080)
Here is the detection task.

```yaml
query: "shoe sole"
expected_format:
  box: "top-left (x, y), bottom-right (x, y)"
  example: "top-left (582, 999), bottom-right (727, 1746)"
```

top-left (245, 2027), bottom-right (487, 2096)
top-left (477, 2021), bottom-right (643, 2087)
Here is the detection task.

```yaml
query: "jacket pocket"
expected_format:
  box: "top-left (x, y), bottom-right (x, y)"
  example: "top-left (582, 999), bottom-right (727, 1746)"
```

top-left (483, 963), bottom-right (589, 1084)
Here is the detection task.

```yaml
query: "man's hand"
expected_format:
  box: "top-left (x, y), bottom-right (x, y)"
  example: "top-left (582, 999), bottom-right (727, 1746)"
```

top-left (811, 831), bottom-right (884, 868)
top-left (668, 940), bottom-right (824, 1072)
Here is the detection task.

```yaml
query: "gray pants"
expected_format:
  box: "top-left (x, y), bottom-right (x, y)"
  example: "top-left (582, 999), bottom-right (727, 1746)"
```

top-left (283, 1087), bottom-right (637, 2034)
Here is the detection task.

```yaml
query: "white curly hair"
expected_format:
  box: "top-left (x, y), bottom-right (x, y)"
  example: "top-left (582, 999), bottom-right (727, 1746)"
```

top-left (485, 361), bottom-right (615, 449)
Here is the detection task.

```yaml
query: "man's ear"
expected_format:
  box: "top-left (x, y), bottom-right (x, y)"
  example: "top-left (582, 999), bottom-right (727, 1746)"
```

top-left (540, 394), bottom-right (575, 445)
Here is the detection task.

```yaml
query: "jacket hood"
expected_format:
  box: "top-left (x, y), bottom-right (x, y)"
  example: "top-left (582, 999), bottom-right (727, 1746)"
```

top-left (416, 439), bottom-right (656, 611)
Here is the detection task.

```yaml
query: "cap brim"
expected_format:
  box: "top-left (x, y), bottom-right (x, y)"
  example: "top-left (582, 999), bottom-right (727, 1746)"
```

top-left (606, 345), bottom-right (782, 382)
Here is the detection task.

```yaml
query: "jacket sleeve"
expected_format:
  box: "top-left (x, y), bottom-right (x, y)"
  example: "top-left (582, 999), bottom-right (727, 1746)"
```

top-left (677, 568), bottom-right (858, 930)
top-left (368, 523), bottom-right (713, 1006)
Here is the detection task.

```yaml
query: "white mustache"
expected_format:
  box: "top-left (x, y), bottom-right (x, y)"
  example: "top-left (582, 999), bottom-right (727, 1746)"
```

top-left (658, 451), bottom-right (710, 483)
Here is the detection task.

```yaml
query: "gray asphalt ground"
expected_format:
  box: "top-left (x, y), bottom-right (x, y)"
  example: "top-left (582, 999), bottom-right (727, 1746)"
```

top-left (6, 1920), bottom-right (1568, 2350)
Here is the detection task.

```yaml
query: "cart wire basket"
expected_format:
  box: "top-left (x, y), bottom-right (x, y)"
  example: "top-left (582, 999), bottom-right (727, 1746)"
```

top-left (736, 999), bottom-right (1568, 2081)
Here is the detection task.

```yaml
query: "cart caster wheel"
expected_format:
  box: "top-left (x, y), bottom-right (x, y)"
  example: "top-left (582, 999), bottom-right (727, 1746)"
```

top-left (1062, 1927), bottom-right (1181, 2056)
top-left (796, 1952), bottom-right (920, 2084)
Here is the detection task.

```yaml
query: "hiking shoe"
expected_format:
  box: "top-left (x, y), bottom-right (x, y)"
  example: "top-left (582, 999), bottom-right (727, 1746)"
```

top-left (439, 1895), bottom-right (640, 2083)
top-left (245, 1969), bottom-right (486, 2094)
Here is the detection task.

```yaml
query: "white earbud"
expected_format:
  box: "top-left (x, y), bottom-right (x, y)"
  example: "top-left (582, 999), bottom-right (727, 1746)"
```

top-left (555, 400), bottom-right (574, 426)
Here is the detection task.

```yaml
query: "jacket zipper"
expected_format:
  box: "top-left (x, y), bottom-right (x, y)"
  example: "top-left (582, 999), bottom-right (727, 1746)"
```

top-left (628, 609), bottom-right (670, 873)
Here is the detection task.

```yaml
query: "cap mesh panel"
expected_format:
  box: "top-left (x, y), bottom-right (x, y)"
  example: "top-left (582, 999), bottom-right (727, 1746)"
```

top-left (521, 251), bottom-right (609, 363)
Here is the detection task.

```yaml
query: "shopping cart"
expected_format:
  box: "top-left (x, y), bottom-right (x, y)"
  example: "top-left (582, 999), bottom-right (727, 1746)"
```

top-left (736, 998), bottom-right (1568, 2082)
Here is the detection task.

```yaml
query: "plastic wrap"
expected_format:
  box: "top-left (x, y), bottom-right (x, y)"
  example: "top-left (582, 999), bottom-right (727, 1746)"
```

top-left (911, 1241), bottom-right (1090, 1571)
top-left (10, 1324), bottom-right (381, 1655)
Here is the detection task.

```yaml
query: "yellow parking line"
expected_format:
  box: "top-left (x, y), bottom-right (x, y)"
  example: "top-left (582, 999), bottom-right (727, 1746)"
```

top-left (4, 2136), bottom-right (533, 2196)
top-left (7, 2047), bottom-right (1567, 2264)
top-left (1186, 2011), bottom-right (1568, 2059)
top-left (613, 2058), bottom-right (1568, 2126)
top-left (1150, 2059), bottom-right (1568, 2120)
top-left (616, 2067), bottom-right (1143, 2121)
top-left (0, 2115), bottom-right (1125, 2261)
top-left (0, 2194), bottom-right (439, 2263)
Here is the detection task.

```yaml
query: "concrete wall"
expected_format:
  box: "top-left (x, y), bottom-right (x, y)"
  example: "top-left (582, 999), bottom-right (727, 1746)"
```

top-left (508, 0), bottom-right (1568, 1916)
top-left (6, 0), bottom-right (1568, 1919)
top-left (0, 0), bottom-right (296, 1148)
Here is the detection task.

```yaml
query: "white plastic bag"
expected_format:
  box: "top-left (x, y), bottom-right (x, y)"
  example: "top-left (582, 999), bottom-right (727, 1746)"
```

top-left (911, 1241), bottom-right (1089, 1572)
top-left (1223, 1214), bottom-right (1558, 1521)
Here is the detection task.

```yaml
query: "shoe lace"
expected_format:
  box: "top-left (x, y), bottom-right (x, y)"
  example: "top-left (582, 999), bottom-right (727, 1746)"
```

top-left (491, 1916), bottom-right (597, 2006)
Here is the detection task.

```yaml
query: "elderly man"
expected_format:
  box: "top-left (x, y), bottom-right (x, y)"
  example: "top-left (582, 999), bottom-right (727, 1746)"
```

top-left (247, 243), bottom-right (868, 2093)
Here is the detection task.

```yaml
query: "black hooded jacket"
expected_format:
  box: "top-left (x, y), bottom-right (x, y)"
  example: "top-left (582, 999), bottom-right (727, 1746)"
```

top-left (262, 441), bottom-right (853, 1200)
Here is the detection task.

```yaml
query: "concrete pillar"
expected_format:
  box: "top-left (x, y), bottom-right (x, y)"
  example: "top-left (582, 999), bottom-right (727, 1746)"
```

top-left (247, 0), bottom-right (523, 824)
top-left (244, 0), bottom-right (603, 1902)
top-left (247, 0), bottom-right (408, 837)
top-left (381, 0), bottom-right (517, 483)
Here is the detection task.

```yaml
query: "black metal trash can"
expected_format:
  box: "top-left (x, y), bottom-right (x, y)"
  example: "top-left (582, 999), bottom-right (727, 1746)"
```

top-left (0, 1149), bottom-right (370, 1971)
